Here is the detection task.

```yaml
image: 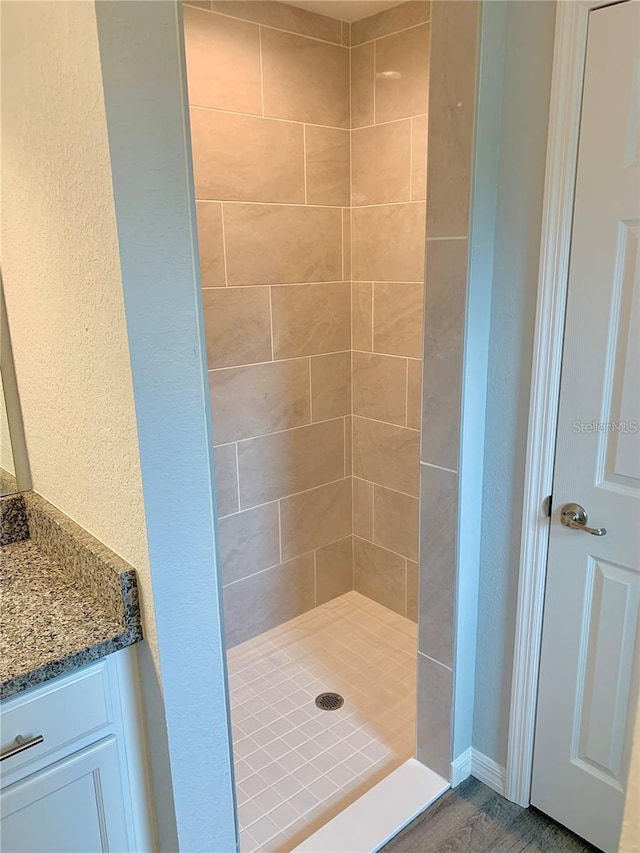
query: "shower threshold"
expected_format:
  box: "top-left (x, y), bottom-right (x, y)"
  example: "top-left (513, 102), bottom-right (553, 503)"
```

top-left (227, 590), bottom-right (420, 852)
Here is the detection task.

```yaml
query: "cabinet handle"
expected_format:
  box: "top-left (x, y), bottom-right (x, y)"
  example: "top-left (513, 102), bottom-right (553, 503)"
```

top-left (0, 734), bottom-right (44, 761)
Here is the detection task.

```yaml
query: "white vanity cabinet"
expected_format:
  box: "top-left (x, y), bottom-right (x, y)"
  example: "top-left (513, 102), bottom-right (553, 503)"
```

top-left (0, 649), bottom-right (154, 852)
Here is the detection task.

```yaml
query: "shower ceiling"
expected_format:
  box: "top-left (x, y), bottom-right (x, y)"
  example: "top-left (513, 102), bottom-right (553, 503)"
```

top-left (280, 0), bottom-right (406, 23)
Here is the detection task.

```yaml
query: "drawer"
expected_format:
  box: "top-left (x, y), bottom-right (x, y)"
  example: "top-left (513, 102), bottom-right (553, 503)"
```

top-left (0, 662), bottom-right (114, 778)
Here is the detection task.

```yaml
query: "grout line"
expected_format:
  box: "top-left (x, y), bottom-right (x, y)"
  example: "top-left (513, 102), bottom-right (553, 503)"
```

top-left (404, 358), bottom-right (409, 427)
top-left (220, 203), bottom-right (229, 286)
top-left (352, 112), bottom-right (429, 133)
top-left (303, 124), bottom-right (308, 205)
top-left (425, 235), bottom-right (468, 242)
top-left (234, 443), bottom-right (241, 511)
top-left (277, 500), bottom-right (283, 563)
top-left (409, 118), bottom-right (413, 202)
top-left (208, 350), bottom-right (352, 375)
top-left (417, 650), bottom-right (454, 673)
top-left (371, 282), bottom-right (375, 351)
top-left (308, 357), bottom-right (313, 423)
top-left (341, 208), bottom-right (345, 281)
top-left (352, 534), bottom-right (415, 566)
top-left (268, 286), bottom-right (275, 361)
top-left (372, 39), bottom-right (377, 124)
top-left (219, 474), bottom-right (352, 520)
top-left (258, 26), bottom-right (265, 116)
top-left (351, 19), bottom-right (431, 49)
top-left (313, 550), bottom-right (317, 607)
top-left (189, 103), bottom-right (348, 132)
top-left (420, 460), bottom-right (458, 475)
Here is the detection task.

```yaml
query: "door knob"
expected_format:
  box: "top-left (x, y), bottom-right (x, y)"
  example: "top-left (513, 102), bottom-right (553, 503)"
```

top-left (560, 503), bottom-right (607, 536)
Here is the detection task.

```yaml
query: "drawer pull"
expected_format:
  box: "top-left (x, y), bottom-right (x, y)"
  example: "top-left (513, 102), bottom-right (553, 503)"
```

top-left (1, 734), bottom-right (44, 761)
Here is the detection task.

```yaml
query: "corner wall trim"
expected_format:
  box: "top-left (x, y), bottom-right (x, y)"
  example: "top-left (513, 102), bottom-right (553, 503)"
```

top-left (451, 748), bottom-right (506, 796)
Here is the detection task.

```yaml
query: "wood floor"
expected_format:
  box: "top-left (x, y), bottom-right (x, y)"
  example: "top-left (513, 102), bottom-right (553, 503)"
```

top-left (382, 777), bottom-right (600, 852)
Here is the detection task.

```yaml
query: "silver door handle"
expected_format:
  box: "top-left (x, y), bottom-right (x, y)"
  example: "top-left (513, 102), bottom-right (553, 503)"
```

top-left (560, 503), bottom-right (606, 536)
top-left (0, 734), bottom-right (44, 761)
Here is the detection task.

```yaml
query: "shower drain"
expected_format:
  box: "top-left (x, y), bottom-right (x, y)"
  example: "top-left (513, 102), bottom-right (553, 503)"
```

top-left (315, 692), bottom-right (344, 711)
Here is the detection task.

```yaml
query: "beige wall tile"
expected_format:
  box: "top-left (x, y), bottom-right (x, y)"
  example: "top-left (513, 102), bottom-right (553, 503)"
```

top-left (411, 114), bottom-right (428, 201)
top-left (374, 484), bottom-right (418, 561)
top-left (351, 121), bottom-right (411, 206)
top-left (407, 559), bottom-right (418, 622)
top-left (351, 1), bottom-right (430, 45)
top-left (352, 202), bottom-right (426, 282)
top-left (311, 351), bottom-right (351, 421)
top-left (352, 351), bottom-right (407, 426)
top-left (353, 477), bottom-right (373, 540)
top-left (421, 239), bottom-right (467, 470)
top-left (305, 127), bottom-right (350, 207)
top-left (214, 443), bottom-right (238, 515)
top-left (316, 536), bottom-right (353, 604)
top-left (342, 210), bottom-right (351, 280)
top-left (211, 1), bottom-right (342, 44)
top-left (341, 21), bottom-right (351, 47)
top-left (353, 536), bottom-right (405, 615)
top-left (261, 29), bottom-right (349, 127)
top-left (280, 477), bottom-right (351, 559)
top-left (271, 282), bottom-right (350, 358)
top-left (209, 358), bottom-right (310, 443)
top-left (196, 201), bottom-right (225, 287)
top-left (224, 554), bottom-right (315, 646)
top-left (185, 1), bottom-right (213, 10)
top-left (202, 287), bottom-right (271, 369)
top-left (238, 418), bottom-right (344, 507)
top-left (416, 652), bottom-right (453, 778)
top-left (350, 42), bottom-right (374, 129)
top-left (426, 1), bottom-right (478, 237)
top-left (352, 282), bottom-right (373, 351)
top-left (374, 281), bottom-right (424, 358)
top-left (418, 464), bottom-right (457, 667)
top-left (375, 24), bottom-right (430, 123)
top-left (224, 204), bottom-right (342, 285)
top-left (190, 109), bottom-right (304, 203)
top-left (344, 415), bottom-right (353, 474)
top-left (183, 7), bottom-right (261, 114)
top-left (219, 502), bottom-right (280, 585)
top-left (353, 416), bottom-right (419, 495)
top-left (407, 358), bottom-right (422, 429)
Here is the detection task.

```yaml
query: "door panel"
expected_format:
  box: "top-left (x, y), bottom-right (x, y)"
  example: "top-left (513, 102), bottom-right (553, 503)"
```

top-left (532, 3), bottom-right (640, 851)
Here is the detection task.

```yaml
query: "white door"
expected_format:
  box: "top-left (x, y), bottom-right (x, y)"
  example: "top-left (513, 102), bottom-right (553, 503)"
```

top-left (532, 3), bottom-right (640, 852)
top-left (0, 738), bottom-right (130, 852)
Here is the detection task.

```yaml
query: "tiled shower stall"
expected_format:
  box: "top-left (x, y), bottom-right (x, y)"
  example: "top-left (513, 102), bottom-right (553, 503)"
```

top-left (183, 0), bottom-right (478, 849)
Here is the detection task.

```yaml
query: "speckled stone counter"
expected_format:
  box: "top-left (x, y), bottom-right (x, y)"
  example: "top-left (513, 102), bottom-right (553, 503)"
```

top-left (0, 493), bottom-right (142, 699)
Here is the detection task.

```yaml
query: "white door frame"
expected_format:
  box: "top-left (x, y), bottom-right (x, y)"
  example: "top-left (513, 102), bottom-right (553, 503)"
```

top-left (505, 0), bottom-right (624, 807)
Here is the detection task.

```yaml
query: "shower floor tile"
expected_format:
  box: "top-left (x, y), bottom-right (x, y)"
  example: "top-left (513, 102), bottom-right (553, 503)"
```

top-left (227, 590), bottom-right (417, 852)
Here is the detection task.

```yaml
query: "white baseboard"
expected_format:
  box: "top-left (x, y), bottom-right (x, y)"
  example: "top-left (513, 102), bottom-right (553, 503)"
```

top-left (451, 748), bottom-right (506, 797)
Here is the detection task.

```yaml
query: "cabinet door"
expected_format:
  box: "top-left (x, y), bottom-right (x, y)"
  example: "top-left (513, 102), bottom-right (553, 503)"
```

top-left (1, 737), bottom-right (130, 853)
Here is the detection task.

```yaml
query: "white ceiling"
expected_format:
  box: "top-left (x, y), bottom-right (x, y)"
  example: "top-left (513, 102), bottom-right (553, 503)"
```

top-left (282, 0), bottom-right (406, 23)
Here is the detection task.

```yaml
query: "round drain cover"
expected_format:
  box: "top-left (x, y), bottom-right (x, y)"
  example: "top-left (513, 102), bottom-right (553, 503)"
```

top-left (315, 692), bottom-right (344, 711)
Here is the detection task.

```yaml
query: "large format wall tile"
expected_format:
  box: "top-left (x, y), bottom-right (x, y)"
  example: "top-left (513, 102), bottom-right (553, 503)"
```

top-left (310, 351), bottom-right (351, 421)
top-left (353, 477), bottom-right (374, 540)
top-left (411, 115), bottom-right (428, 201)
top-left (191, 109), bottom-right (305, 203)
top-left (305, 127), bottom-right (350, 206)
top-left (211, 1), bottom-right (342, 44)
top-left (261, 29), bottom-right (349, 127)
top-left (373, 282), bottom-right (424, 358)
top-left (352, 203), bottom-right (426, 282)
top-left (416, 652), bottom-right (452, 778)
top-left (426, 0), bottom-right (478, 237)
top-left (351, 121), bottom-right (411, 205)
top-left (316, 536), bottom-right (353, 605)
top-left (374, 484), bottom-right (419, 561)
top-left (353, 416), bottom-right (419, 496)
top-left (353, 536), bottom-right (405, 615)
top-left (238, 418), bottom-right (344, 508)
top-left (375, 24), bottom-right (430, 123)
top-left (280, 477), bottom-right (351, 559)
top-left (350, 42), bottom-right (374, 128)
top-left (218, 502), bottom-right (280, 585)
top-left (421, 239), bottom-right (467, 470)
top-left (196, 201), bottom-right (226, 287)
top-left (352, 351), bottom-right (407, 426)
top-left (214, 444), bottom-right (239, 516)
top-left (351, 1), bottom-right (430, 46)
top-left (407, 559), bottom-right (419, 622)
top-left (271, 282), bottom-right (350, 358)
top-left (407, 359), bottom-right (422, 429)
top-left (224, 554), bottom-right (315, 646)
top-left (209, 358), bottom-right (310, 443)
top-left (202, 287), bottom-right (272, 369)
top-left (224, 204), bottom-right (342, 285)
top-left (183, 6), bottom-right (262, 114)
top-left (418, 463), bottom-right (456, 667)
top-left (352, 282), bottom-right (373, 351)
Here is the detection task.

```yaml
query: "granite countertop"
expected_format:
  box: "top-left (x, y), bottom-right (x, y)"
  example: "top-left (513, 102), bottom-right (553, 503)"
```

top-left (0, 493), bottom-right (142, 699)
